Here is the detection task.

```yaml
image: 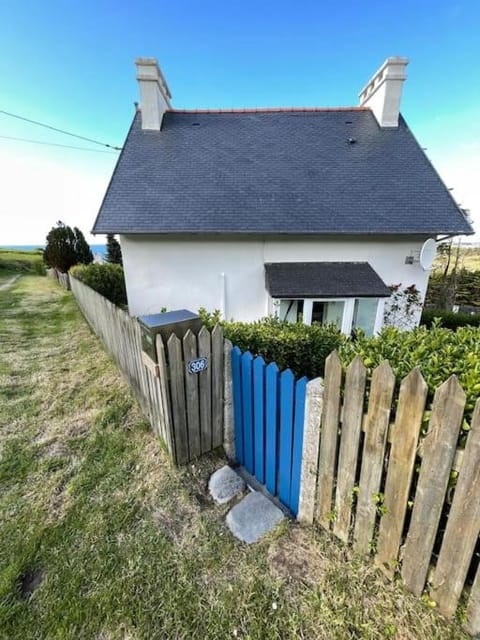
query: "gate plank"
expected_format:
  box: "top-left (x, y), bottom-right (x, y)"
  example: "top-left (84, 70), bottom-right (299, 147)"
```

top-left (241, 351), bottom-right (255, 474)
top-left (183, 330), bottom-right (201, 459)
top-left (354, 361), bottom-right (395, 554)
top-left (290, 377), bottom-right (308, 517)
top-left (198, 326), bottom-right (212, 453)
top-left (375, 368), bottom-right (427, 576)
top-left (211, 325), bottom-right (224, 448)
top-left (401, 376), bottom-right (466, 597)
top-left (265, 362), bottom-right (279, 496)
top-left (231, 346), bottom-right (244, 464)
top-left (432, 399), bottom-right (480, 618)
top-left (278, 369), bottom-right (295, 508)
top-left (253, 356), bottom-right (266, 484)
top-left (333, 356), bottom-right (366, 542)
top-left (316, 351), bottom-right (343, 529)
top-left (167, 333), bottom-right (189, 464)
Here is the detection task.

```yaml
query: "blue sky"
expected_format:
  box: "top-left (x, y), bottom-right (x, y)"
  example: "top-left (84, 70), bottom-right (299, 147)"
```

top-left (1, 0), bottom-right (479, 243)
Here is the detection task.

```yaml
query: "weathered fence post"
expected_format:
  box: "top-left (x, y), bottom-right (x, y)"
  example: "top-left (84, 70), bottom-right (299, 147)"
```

top-left (375, 368), bottom-right (427, 576)
top-left (353, 361), bottom-right (395, 554)
top-left (316, 351), bottom-right (342, 528)
top-left (432, 398), bottom-right (480, 618)
top-left (401, 375), bottom-right (466, 597)
top-left (333, 355), bottom-right (366, 542)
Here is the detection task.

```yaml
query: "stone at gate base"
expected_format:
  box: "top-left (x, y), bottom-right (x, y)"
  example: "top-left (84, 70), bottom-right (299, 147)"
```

top-left (226, 491), bottom-right (285, 544)
top-left (208, 465), bottom-right (246, 504)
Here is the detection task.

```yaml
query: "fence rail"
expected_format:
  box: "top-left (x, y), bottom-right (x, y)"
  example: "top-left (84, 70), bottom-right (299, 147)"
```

top-left (298, 350), bottom-right (480, 635)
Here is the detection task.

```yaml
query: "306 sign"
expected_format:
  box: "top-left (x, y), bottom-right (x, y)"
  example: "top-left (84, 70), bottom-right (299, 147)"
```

top-left (187, 357), bottom-right (208, 374)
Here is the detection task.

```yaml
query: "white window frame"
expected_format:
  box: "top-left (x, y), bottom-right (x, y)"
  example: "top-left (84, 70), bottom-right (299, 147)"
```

top-left (274, 296), bottom-right (383, 336)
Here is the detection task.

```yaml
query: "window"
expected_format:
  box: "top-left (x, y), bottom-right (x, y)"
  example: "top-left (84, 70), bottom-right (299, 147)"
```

top-left (276, 297), bottom-right (381, 335)
top-left (311, 301), bottom-right (344, 330)
top-left (352, 299), bottom-right (378, 337)
top-left (278, 299), bottom-right (304, 322)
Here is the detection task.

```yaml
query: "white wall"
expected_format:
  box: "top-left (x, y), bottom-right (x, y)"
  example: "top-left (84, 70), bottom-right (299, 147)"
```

top-left (120, 234), bottom-right (433, 322)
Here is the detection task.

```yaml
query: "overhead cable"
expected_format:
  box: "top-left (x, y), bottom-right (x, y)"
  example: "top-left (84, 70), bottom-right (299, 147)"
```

top-left (0, 108), bottom-right (123, 151)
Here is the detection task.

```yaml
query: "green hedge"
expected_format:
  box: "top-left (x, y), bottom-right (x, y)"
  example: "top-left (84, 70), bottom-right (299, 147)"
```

top-left (199, 309), bottom-right (480, 424)
top-left (339, 324), bottom-right (480, 429)
top-left (70, 263), bottom-right (127, 307)
top-left (198, 311), bottom-right (345, 379)
top-left (421, 309), bottom-right (480, 330)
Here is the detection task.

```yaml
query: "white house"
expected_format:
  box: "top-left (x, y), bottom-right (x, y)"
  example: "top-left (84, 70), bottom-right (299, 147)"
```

top-left (92, 57), bottom-right (473, 335)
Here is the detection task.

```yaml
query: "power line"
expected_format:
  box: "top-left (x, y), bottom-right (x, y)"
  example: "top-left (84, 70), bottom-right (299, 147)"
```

top-left (0, 134), bottom-right (119, 154)
top-left (0, 108), bottom-right (123, 151)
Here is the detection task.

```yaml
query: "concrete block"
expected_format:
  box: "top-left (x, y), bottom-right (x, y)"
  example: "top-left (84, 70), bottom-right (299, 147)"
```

top-left (226, 491), bottom-right (285, 544)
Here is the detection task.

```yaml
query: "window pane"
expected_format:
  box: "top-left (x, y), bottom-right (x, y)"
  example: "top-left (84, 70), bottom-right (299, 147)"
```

top-left (279, 299), bottom-right (303, 322)
top-left (311, 301), bottom-right (325, 324)
top-left (312, 300), bottom-right (344, 330)
top-left (353, 299), bottom-right (378, 336)
top-left (324, 301), bottom-right (344, 329)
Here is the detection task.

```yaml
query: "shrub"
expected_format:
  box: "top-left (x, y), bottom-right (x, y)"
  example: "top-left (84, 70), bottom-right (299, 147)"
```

top-left (339, 323), bottom-right (480, 428)
top-left (70, 263), bottom-right (127, 307)
top-left (199, 310), bottom-right (345, 379)
top-left (421, 309), bottom-right (480, 330)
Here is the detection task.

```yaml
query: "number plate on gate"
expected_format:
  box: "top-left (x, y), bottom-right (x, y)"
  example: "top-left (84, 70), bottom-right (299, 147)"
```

top-left (188, 357), bottom-right (208, 374)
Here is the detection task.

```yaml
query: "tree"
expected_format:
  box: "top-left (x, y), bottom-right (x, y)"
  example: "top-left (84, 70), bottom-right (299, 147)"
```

top-left (74, 227), bottom-right (94, 265)
top-left (105, 234), bottom-right (123, 265)
top-left (43, 221), bottom-right (93, 273)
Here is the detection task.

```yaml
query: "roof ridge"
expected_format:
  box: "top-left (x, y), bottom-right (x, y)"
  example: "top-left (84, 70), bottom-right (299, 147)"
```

top-left (168, 107), bottom-right (370, 114)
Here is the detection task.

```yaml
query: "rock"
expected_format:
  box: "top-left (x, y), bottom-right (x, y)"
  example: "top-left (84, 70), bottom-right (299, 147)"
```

top-left (208, 465), bottom-right (245, 505)
top-left (226, 491), bottom-right (285, 544)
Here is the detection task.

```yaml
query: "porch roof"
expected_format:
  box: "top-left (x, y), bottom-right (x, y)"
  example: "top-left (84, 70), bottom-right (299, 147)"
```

top-left (264, 262), bottom-right (391, 298)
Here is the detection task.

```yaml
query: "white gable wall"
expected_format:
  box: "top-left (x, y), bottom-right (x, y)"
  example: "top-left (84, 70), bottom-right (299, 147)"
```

top-left (120, 235), bottom-right (432, 324)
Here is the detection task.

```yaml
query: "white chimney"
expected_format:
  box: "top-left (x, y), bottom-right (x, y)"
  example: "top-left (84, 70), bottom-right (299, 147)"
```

top-left (359, 57), bottom-right (408, 127)
top-left (135, 58), bottom-right (172, 130)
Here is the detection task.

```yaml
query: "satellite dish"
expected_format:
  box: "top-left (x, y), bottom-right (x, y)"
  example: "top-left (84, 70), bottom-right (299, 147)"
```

top-left (419, 239), bottom-right (437, 271)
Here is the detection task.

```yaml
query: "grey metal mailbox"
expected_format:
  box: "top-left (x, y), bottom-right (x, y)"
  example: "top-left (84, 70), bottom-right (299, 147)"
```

top-left (138, 309), bottom-right (202, 363)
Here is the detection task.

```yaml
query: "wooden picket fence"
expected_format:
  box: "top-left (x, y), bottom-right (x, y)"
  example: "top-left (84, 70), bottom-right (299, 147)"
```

top-left (69, 275), bottom-right (225, 465)
top-left (66, 274), bottom-right (480, 632)
top-left (165, 326), bottom-right (224, 464)
top-left (297, 350), bottom-right (480, 635)
top-left (46, 267), bottom-right (70, 290)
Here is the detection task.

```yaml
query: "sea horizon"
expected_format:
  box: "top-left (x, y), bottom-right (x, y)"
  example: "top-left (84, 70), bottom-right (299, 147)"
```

top-left (1, 244), bottom-right (107, 255)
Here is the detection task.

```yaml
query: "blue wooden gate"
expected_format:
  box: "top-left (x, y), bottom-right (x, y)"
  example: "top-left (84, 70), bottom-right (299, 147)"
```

top-left (231, 347), bottom-right (308, 516)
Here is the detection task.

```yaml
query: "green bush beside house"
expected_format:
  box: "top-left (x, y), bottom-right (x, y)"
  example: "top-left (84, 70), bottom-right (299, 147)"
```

top-left (70, 263), bottom-right (127, 307)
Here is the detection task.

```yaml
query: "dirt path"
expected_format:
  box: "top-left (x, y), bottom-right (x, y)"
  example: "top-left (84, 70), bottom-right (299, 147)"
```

top-left (0, 274), bottom-right (20, 291)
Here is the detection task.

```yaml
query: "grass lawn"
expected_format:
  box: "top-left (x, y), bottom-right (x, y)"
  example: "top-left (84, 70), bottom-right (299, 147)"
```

top-left (0, 276), bottom-right (470, 639)
top-left (0, 248), bottom-right (45, 283)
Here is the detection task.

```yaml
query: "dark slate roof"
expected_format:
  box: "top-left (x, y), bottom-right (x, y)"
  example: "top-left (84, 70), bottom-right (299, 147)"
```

top-left (92, 109), bottom-right (473, 236)
top-left (264, 262), bottom-right (391, 298)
